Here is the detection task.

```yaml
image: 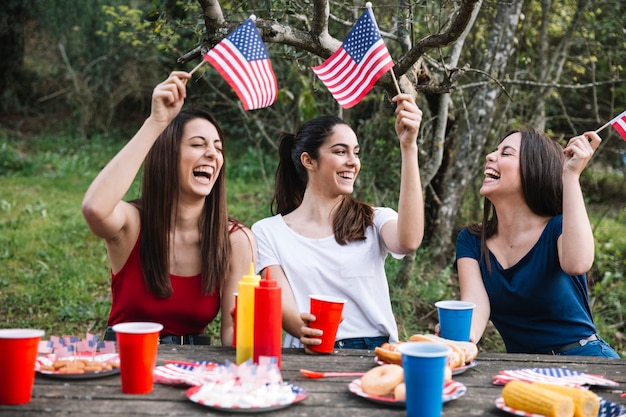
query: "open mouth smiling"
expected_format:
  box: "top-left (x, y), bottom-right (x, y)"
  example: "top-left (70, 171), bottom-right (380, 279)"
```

top-left (338, 171), bottom-right (354, 180)
top-left (484, 168), bottom-right (500, 180)
top-left (193, 166), bottom-right (214, 182)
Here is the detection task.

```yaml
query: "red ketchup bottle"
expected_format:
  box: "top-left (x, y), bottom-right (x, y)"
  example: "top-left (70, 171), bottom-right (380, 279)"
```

top-left (253, 269), bottom-right (282, 368)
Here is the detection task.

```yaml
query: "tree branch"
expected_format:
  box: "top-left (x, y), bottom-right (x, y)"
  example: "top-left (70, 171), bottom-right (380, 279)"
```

top-left (459, 78), bottom-right (625, 90)
top-left (395, 0), bottom-right (482, 76)
top-left (198, 0), bottom-right (224, 29)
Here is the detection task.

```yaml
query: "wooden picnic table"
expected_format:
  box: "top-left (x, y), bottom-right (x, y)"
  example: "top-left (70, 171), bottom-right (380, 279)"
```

top-left (3, 346), bottom-right (625, 416)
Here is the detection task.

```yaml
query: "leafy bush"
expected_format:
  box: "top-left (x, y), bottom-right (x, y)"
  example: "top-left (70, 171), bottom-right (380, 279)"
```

top-left (0, 140), bottom-right (29, 175)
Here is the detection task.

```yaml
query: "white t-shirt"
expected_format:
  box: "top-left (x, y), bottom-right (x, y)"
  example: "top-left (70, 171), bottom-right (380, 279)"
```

top-left (251, 207), bottom-right (402, 348)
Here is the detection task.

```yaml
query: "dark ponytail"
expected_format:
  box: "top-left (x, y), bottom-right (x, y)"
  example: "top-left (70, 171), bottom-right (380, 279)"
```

top-left (271, 132), bottom-right (306, 215)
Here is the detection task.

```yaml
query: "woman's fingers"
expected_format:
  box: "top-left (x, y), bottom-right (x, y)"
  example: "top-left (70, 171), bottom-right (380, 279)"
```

top-left (563, 131), bottom-right (601, 174)
top-left (392, 93), bottom-right (422, 139)
top-left (299, 312), bottom-right (323, 349)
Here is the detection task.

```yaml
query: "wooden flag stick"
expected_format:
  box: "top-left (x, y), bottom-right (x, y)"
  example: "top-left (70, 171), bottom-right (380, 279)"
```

top-left (595, 120), bottom-right (611, 134)
top-left (189, 59), bottom-right (206, 76)
top-left (390, 68), bottom-right (402, 95)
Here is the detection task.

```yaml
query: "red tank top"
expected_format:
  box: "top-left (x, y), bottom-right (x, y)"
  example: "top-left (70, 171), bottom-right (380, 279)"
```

top-left (107, 234), bottom-right (220, 336)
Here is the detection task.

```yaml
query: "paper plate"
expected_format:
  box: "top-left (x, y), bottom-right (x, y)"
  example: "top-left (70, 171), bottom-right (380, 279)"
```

top-left (495, 397), bottom-right (626, 417)
top-left (452, 360), bottom-right (477, 375)
top-left (187, 382), bottom-right (307, 413)
top-left (153, 361), bottom-right (220, 386)
top-left (493, 368), bottom-right (619, 387)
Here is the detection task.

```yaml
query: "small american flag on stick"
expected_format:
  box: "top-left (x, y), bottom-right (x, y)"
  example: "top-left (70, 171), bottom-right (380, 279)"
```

top-left (312, 3), bottom-right (395, 109)
top-left (608, 110), bottom-right (626, 141)
top-left (201, 16), bottom-right (278, 110)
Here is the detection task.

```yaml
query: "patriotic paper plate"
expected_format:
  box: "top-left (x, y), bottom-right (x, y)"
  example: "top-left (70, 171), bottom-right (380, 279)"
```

top-left (153, 361), bottom-right (220, 386)
top-left (348, 378), bottom-right (466, 407)
top-left (186, 382), bottom-right (307, 413)
top-left (495, 397), bottom-right (626, 417)
top-left (452, 360), bottom-right (478, 375)
top-left (35, 353), bottom-right (120, 379)
top-left (493, 368), bottom-right (619, 387)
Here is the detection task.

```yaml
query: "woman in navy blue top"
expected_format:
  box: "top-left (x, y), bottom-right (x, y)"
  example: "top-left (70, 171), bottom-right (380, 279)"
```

top-left (455, 128), bottom-right (619, 357)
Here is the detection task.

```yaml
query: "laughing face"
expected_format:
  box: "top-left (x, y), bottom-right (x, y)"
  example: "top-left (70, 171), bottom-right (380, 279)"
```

top-left (178, 117), bottom-right (224, 199)
top-left (480, 132), bottom-right (522, 198)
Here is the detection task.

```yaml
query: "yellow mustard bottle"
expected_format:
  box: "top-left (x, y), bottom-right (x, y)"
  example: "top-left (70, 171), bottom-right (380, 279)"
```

top-left (235, 262), bottom-right (261, 364)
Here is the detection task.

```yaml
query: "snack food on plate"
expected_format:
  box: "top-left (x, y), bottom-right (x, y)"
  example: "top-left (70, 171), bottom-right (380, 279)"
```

top-left (374, 334), bottom-right (477, 369)
top-left (393, 382), bottom-right (406, 401)
top-left (42, 358), bottom-right (118, 374)
top-left (360, 362), bottom-right (452, 400)
top-left (409, 334), bottom-right (478, 365)
top-left (360, 364), bottom-right (404, 397)
top-left (502, 380), bottom-right (573, 417)
top-left (532, 383), bottom-right (600, 417)
top-left (374, 342), bottom-right (403, 365)
top-left (501, 380), bottom-right (601, 417)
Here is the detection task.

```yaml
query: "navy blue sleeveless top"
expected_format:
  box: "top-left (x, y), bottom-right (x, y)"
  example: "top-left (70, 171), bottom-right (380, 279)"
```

top-left (456, 215), bottom-right (596, 353)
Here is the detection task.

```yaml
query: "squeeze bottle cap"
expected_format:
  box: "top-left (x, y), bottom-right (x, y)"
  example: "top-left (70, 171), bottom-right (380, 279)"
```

top-left (242, 262), bottom-right (261, 283)
top-left (259, 268), bottom-right (277, 287)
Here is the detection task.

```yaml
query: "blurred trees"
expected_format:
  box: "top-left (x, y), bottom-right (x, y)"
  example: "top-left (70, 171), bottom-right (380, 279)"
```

top-left (1, 0), bottom-right (625, 280)
top-left (0, 0), bottom-right (42, 111)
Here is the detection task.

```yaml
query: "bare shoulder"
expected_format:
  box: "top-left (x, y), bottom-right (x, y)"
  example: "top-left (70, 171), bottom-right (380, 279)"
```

top-left (228, 221), bottom-right (256, 254)
top-left (228, 220), bottom-right (253, 238)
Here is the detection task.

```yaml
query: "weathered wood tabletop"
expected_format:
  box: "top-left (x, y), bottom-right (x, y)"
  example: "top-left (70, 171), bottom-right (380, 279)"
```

top-left (3, 346), bottom-right (625, 416)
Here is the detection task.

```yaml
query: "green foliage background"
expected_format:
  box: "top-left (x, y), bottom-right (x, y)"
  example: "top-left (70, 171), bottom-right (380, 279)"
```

top-left (1, 129), bottom-right (625, 354)
top-left (1, 0), bottom-right (625, 354)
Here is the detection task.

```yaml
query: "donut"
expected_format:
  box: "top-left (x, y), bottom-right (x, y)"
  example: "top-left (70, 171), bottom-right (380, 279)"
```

top-left (360, 364), bottom-right (404, 397)
top-left (394, 382), bottom-right (406, 401)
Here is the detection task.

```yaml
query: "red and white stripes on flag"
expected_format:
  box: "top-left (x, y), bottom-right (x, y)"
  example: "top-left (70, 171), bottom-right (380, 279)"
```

top-left (609, 110), bottom-right (626, 141)
top-left (311, 5), bottom-right (394, 109)
top-left (203, 18), bottom-right (277, 110)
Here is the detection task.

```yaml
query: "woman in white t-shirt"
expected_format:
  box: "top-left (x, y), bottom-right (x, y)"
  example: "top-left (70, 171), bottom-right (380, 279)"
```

top-left (252, 93), bottom-right (425, 351)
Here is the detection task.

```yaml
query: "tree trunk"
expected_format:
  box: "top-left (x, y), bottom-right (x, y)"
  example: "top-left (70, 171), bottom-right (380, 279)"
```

top-left (0, 2), bottom-right (27, 108)
top-left (425, 0), bottom-right (525, 266)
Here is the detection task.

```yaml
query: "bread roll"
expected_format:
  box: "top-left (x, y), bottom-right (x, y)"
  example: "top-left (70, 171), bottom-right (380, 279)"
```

top-left (374, 342), bottom-right (403, 365)
top-left (409, 334), bottom-right (478, 364)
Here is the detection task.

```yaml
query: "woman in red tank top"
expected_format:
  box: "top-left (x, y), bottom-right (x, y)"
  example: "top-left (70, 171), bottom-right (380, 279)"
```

top-left (82, 71), bottom-right (255, 346)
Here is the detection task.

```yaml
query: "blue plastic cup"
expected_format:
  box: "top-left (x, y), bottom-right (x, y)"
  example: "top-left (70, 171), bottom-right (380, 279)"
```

top-left (435, 300), bottom-right (475, 342)
top-left (398, 342), bottom-right (451, 417)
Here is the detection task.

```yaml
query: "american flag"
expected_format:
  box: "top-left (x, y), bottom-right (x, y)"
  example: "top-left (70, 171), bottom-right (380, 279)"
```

top-left (609, 110), bottom-right (626, 141)
top-left (203, 18), bottom-right (277, 110)
top-left (312, 6), bottom-right (394, 109)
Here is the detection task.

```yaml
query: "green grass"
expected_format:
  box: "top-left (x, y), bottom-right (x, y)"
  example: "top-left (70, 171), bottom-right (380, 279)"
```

top-left (1, 131), bottom-right (625, 356)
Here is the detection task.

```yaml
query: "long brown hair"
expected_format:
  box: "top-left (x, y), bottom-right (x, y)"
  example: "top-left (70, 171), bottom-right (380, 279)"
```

top-left (271, 115), bottom-right (373, 245)
top-left (468, 128), bottom-right (564, 269)
top-left (134, 108), bottom-right (230, 297)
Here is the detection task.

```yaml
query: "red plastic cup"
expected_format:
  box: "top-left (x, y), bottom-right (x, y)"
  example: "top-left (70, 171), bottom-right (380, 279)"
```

top-left (0, 328), bottom-right (45, 405)
top-left (308, 295), bottom-right (346, 354)
top-left (112, 322), bottom-right (163, 394)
